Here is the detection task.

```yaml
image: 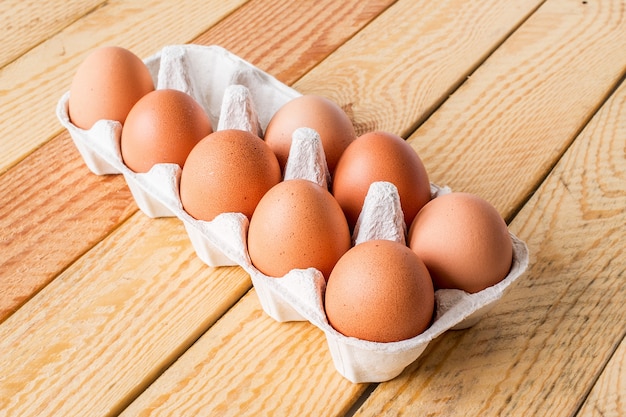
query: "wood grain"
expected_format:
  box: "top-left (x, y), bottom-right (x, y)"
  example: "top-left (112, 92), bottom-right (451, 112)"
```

top-left (121, 291), bottom-right (366, 417)
top-left (0, 0), bottom-right (248, 174)
top-left (0, 132), bottom-right (135, 323)
top-left (405, 0), bottom-right (626, 221)
top-left (193, 0), bottom-right (396, 85)
top-left (0, 0), bottom-right (104, 68)
top-left (355, 53), bottom-right (626, 417)
top-left (0, 215), bottom-right (252, 416)
top-left (579, 336), bottom-right (626, 417)
top-left (292, 0), bottom-right (544, 136)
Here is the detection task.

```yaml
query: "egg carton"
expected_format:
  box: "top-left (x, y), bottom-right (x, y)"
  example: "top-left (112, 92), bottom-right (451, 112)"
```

top-left (57, 44), bottom-right (530, 384)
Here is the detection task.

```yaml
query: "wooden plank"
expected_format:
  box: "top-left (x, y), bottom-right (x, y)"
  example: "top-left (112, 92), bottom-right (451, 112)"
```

top-left (193, 0), bottom-right (397, 86)
top-left (355, 60), bottom-right (626, 417)
top-left (116, 1), bottom-right (570, 415)
top-left (293, 0), bottom-right (545, 136)
top-left (0, 0), bottom-right (393, 324)
top-left (0, 0), bottom-right (395, 413)
top-left (0, 132), bottom-right (135, 323)
top-left (121, 291), bottom-right (367, 417)
top-left (0, 0), bottom-right (105, 69)
top-left (0, 0), bottom-right (248, 175)
top-left (578, 336), bottom-right (626, 417)
top-left (0, 215), bottom-right (252, 416)
top-left (405, 0), bottom-right (626, 220)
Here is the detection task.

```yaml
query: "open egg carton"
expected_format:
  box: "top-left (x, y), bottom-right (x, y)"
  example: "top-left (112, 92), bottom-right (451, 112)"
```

top-left (57, 44), bottom-right (529, 384)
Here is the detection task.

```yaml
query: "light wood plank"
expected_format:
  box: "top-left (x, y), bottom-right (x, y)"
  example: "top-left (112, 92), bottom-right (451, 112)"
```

top-left (121, 291), bottom-right (367, 417)
top-left (0, 0), bottom-right (105, 68)
top-left (355, 55), bottom-right (626, 417)
top-left (0, 215), bottom-right (252, 416)
top-left (578, 336), bottom-right (626, 417)
top-left (293, 0), bottom-right (545, 136)
top-left (0, 0), bottom-right (248, 174)
top-left (404, 0), bottom-right (626, 221)
top-left (0, 132), bottom-right (135, 323)
top-left (193, 0), bottom-right (396, 85)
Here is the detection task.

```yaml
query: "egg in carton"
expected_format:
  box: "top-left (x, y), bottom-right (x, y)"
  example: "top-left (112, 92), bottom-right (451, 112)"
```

top-left (57, 44), bottom-right (300, 220)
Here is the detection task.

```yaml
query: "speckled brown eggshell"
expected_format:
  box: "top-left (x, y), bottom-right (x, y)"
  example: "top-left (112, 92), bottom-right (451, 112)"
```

top-left (69, 46), bottom-right (155, 130)
top-left (247, 179), bottom-right (351, 280)
top-left (408, 192), bottom-right (513, 294)
top-left (120, 89), bottom-right (212, 173)
top-left (332, 131), bottom-right (431, 230)
top-left (324, 239), bottom-right (435, 343)
top-left (263, 95), bottom-right (356, 175)
top-left (179, 129), bottom-right (281, 222)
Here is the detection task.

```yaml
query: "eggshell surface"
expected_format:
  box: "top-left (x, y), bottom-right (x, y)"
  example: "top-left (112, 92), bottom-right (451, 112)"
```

top-left (121, 89), bottom-right (212, 173)
top-left (408, 192), bottom-right (513, 293)
top-left (179, 129), bottom-right (281, 221)
top-left (332, 131), bottom-right (431, 230)
top-left (263, 95), bottom-right (356, 175)
top-left (325, 239), bottom-right (435, 343)
top-left (247, 179), bottom-right (351, 280)
top-left (69, 46), bottom-right (155, 130)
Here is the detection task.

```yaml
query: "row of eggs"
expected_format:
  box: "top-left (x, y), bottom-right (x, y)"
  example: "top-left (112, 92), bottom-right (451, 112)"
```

top-left (68, 46), bottom-right (513, 343)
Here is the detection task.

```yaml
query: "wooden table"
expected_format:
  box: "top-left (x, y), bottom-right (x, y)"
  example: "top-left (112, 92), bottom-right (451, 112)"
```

top-left (1, 1), bottom-right (624, 415)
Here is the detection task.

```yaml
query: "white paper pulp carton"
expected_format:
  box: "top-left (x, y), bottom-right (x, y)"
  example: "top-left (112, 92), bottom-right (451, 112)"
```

top-left (58, 44), bottom-right (529, 383)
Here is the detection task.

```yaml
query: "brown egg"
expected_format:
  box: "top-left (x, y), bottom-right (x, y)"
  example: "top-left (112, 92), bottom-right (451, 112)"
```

top-left (325, 239), bottom-right (435, 343)
top-left (332, 131), bottom-right (431, 230)
top-left (247, 179), bottom-right (351, 279)
top-left (180, 129), bottom-right (281, 221)
top-left (69, 46), bottom-right (155, 130)
top-left (408, 192), bottom-right (513, 293)
top-left (263, 95), bottom-right (356, 175)
top-left (121, 89), bottom-right (212, 173)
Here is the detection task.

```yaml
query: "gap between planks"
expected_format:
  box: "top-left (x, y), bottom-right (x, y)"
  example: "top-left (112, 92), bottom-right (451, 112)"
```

top-left (0, 0), bottom-right (105, 68)
top-left (577, 331), bottom-right (626, 416)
